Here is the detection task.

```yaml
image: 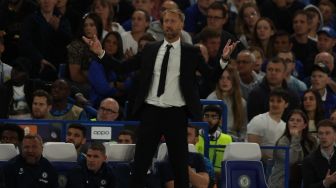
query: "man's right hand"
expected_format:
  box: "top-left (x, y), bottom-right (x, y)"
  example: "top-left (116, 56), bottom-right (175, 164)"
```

top-left (324, 169), bottom-right (336, 187)
top-left (82, 35), bottom-right (104, 56)
top-left (40, 59), bottom-right (56, 73)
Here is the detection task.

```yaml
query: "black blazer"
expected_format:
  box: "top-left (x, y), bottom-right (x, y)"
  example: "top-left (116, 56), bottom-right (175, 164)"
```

top-left (100, 41), bottom-right (224, 121)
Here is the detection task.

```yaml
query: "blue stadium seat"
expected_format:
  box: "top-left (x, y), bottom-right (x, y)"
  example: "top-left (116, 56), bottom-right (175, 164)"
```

top-left (222, 143), bottom-right (268, 188)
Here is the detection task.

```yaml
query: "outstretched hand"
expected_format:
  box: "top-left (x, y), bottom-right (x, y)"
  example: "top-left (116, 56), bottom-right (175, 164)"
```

top-left (324, 169), bottom-right (336, 187)
top-left (82, 35), bottom-right (104, 56)
top-left (221, 39), bottom-right (240, 60)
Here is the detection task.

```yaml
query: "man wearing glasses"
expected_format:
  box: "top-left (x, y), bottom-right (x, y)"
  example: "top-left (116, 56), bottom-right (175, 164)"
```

top-left (95, 97), bottom-right (120, 121)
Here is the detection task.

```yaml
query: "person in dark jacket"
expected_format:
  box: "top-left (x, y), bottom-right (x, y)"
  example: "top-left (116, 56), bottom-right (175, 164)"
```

top-left (66, 142), bottom-right (116, 188)
top-left (2, 134), bottom-right (59, 188)
top-left (302, 119), bottom-right (336, 188)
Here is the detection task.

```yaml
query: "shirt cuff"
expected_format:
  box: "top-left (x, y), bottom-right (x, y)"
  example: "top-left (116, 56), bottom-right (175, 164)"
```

top-left (98, 50), bottom-right (105, 59)
top-left (220, 58), bottom-right (229, 69)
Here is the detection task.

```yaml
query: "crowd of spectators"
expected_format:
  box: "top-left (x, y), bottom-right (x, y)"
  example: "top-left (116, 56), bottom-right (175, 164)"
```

top-left (1, 0), bottom-right (336, 187)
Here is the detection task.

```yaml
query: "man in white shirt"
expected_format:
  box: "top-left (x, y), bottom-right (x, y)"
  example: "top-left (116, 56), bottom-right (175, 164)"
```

top-left (247, 88), bottom-right (288, 159)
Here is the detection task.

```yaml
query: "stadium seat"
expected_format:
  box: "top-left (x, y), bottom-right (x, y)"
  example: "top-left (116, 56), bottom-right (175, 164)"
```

top-left (103, 143), bottom-right (135, 162)
top-left (0, 144), bottom-right (18, 167)
top-left (43, 142), bottom-right (77, 162)
top-left (222, 142), bottom-right (268, 188)
top-left (156, 143), bottom-right (197, 162)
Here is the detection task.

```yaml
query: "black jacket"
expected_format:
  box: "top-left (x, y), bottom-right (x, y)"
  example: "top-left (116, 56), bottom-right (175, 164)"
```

top-left (3, 155), bottom-right (58, 188)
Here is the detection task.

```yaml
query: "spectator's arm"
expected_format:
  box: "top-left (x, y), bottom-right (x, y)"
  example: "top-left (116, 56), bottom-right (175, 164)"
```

top-left (189, 166), bottom-right (209, 188)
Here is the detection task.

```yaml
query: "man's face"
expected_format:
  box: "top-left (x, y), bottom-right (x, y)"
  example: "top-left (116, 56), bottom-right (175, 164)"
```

top-left (318, 126), bottom-right (336, 149)
top-left (39, 0), bottom-right (57, 13)
top-left (315, 53), bottom-right (334, 72)
top-left (22, 138), bottom-right (42, 165)
top-left (162, 12), bottom-right (184, 41)
top-left (269, 96), bottom-right (288, 115)
top-left (311, 70), bottom-right (329, 91)
top-left (131, 11), bottom-right (149, 33)
top-left (236, 52), bottom-right (254, 76)
top-left (132, 0), bottom-right (153, 13)
top-left (51, 80), bottom-right (69, 101)
top-left (118, 134), bottom-right (133, 144)
top-left (266, 62), bottom-right (286, 87)
top-left (207, 8), bottom-right (226, 31)
top-left (277, 52), bottom-right (295, 75)
top-left (317, 33), bottom-right (336, 52)
top-left (11, 68), bottom-right (28, 86)
top-left (203, 111), bottom-right (220, 129)
top-left (97, 100), bottom-right (119, 121)
top-left (187, 127), bottom-right (198, 145)
top-left (1, 130), bottom-right (19, 146)
top-left (203, 37), bottom-right (221, 58)
top-left (32, 96), bottom-right (51, 119)
top-left (293, 14), bottom-right (309, 36)
top-left (66, 128), bottom-right (86, 150)
top-left (274, 35), bottom-right (292, 53)
top-left (86, 149), bottom-right (106, 172)
top-left (331, 111), bottom-right (336, 124)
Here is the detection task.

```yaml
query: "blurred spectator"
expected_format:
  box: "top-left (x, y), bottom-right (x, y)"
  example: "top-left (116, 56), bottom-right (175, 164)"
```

top-left (249, 46), bottom-right (266, 77)
top-left (331, 109), bottom-right (336, 123)
top-left (301, 89), bottom-right (325, 136)
top-left (247, 57), bottom-right (301, 121)
top-left (310, 63), bottom-right (336, 118)
top-left (314, 52), bottom-right (336, 93)
top-left (103, 31), bottom-right (124, 59)
top-left (66, 123), bottom-right (87, 163)
top-left (19, 0), bottom-right (72, 81)
top-left (147, 0), bottom-right (192, 43)
top-left (291, 10), bottom-right (318, 76)
top-left (277, 50), bottom-right (307, 94)
top-left (48, 79), bottom-right (88, 120)
top-left (235, 2), bottom-right (260, 48)
top-left (236, 49), bottom-right (262, 100)
top-left (207, 66), bottom-right (247, 140)
top-left (0, 123), bottom-right (24, 151)
top-left (318, 0), bottom-right (336, 29)
top-left (94, 97), bottom-right (119, 121)
top-left (67, 12), bottom-right (103, 96)
top-left (2, 134), bottom-right (58, 188)
top-left (0, 0), bottom-right (37, 64)
top-left (66, 142), bottom-right (116, 188)
top-left (268, 109), bottom-right (318, 188)
top-left (117, 129), bottom-right (136, 144)
top-left (196, 105), bottom-right (232, 177)
top-left (56, 0), bottom-right (81, 37)
top-left (260, 0), bottom-right (305, 33)
top-left (110, 0), bottom-right (134, 24)
top-left (250, 17), bottom-right (276, 59)
top-left (247, 88), bottom-right (288, 159)
top-left (302, 119), bottom-right (336, 188)
top-left (317, 26), bottom-right (336, 55)
top-left (184, 0), bottom-right (216, 35)
top-left (304, 4), bottom-right (324, 42)
top-left (121, 9), bottom-right (150, 55)
top-left (31, 89), bottom-right (52, 120)
top-left (91, 0), bottom-right (125, 39)
top-left (0, 36), bottom-right (12, 84)
top-left (122, 0), bottom-right (155, 31)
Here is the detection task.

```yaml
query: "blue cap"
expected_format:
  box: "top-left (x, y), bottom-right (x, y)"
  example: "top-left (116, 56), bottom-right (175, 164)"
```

top-left (317, 26), bottom-right (336, 38)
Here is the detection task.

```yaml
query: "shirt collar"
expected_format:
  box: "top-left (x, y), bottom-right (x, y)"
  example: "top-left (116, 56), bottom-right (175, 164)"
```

top-left (321, 147), bottom-right (335, 161)
top-left (163, 38), bottom-right (180, 49)
top-left (321, 88), bottom-right (327, 101)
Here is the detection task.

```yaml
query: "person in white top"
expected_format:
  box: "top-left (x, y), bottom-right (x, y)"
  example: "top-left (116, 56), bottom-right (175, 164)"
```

top-left (247, 88), bottom-right (289, 159)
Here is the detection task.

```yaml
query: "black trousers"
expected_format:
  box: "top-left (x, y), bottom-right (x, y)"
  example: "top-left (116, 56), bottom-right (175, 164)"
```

top-left (130, 103), bottom-right (189, 188)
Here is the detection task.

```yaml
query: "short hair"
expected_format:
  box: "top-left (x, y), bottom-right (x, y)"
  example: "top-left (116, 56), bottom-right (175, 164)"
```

top-left (23, 134), bottom-right (43, 145)
top-left (199, 27), bottom-right (221, 42)
top-left (277, 50), bottom-right (296, 62)
top-left (267, 56), bottom-right (287, 71)
top-left (88, 142), bottom-right (106, 155)
top-left (317, 119), bottom-right (336, 132)
top-left (274, 30), bottom-right (291, 39)
top-left (208, 1), bottom-right (227, 18)
top-left (293, 10), bottom-right (309, 21)
top-left (0, 123), bottom-right (24, 142)
top-left (269, 88), bottom-right (290, 103)
top-left (162, 8), bottom-right (185, 22)
top-left (133, 9), bottom-right (150, 22)
top-left (118, 129), bottom-right (136, 142)
top-left (238, 49), bottom-right (256, 63)
top-left (203, 105), bottom-right (222, 117)
top-left (68, 123), bottom-right (86, 137)
top-left (33, 90), bottom-right (52, 105)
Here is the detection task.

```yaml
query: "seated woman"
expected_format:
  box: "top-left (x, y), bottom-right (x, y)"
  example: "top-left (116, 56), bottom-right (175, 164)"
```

top-left (268, 109), bottom-right (318, 188)
top-left (206, 66), bottom-right (247, 141)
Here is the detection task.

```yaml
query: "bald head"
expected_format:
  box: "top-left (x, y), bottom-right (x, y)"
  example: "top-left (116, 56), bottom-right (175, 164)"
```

top-left (97, 98), bottom-right (119, 121)
top-left (315, 52), bottom-right (334, 72)
top-left (162, 0), bottom-right (178, 10)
